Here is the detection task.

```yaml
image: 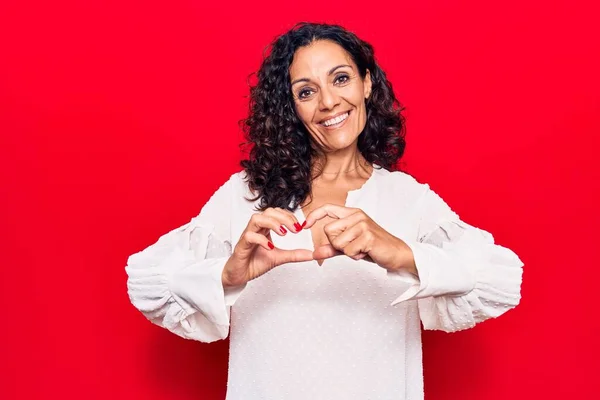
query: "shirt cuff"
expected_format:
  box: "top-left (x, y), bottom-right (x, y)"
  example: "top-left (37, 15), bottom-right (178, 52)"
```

top-left (388, 240), bottom-right (476, 306)
top-left (224, 282), bottom-right (246, 307)
top-left (168, 256), bottom-right (245, 326)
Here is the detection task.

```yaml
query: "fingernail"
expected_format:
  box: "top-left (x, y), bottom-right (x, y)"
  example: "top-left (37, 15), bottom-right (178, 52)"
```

top-left (268, 242), bottom-right (274, 249)
top-left (301, 221), bottom-right (307, 228)
top-left (280, 226), bottom-right (287, 234)
top-left (294, 222), bottom-right (302, 232)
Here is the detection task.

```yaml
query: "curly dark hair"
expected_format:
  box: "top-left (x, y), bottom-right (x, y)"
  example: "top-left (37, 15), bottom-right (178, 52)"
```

top-left (240, 22), bottom-right (406, 211)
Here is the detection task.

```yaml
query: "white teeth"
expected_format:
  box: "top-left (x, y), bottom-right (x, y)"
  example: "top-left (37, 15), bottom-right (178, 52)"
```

top-left (322, 112), bottom-right (349, 127)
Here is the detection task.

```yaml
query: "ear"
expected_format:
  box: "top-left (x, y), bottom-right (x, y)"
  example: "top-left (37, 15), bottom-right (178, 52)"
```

top-left (364, 69), bottom-right (373, 99)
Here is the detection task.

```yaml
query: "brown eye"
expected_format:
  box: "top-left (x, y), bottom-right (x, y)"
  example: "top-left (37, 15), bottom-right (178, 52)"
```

top-left (334, 74), bottom-right (350, 84)
top-left (298, 88), bottom-right (314, 99)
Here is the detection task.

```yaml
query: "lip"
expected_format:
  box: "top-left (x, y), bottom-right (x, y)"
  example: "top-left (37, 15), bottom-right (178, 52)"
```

top-left (319, 110), bottom-right (351, 127)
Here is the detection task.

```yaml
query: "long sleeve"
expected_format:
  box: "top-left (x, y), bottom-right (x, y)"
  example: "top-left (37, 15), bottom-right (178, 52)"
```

top-left (388, 183), bottom-right (524, 332)
top-left (125, 173), bottom-right (246, 342)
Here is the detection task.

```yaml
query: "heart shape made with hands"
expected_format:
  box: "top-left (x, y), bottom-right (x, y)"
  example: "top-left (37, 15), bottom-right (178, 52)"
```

top-left (225, 203), bottom-right (408, 289)
top-left (225, 203), bottom-right (412, 288)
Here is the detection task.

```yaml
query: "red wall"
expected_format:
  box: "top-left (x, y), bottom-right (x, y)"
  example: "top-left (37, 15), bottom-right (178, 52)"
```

top-left (1, 1), bottom-right (598, 399)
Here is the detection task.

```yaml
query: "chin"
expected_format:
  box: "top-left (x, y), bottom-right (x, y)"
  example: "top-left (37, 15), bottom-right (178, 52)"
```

top-left (322, 136), bottom-right (359, 152)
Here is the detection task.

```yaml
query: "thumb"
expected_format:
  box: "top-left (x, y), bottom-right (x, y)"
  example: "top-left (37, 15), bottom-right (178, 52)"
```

top-left (274, 249), bottom-right (315, 265)
top-left (312, 244), bottom-right (343, 260)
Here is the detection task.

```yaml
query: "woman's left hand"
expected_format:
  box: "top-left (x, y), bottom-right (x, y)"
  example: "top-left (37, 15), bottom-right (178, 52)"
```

top-left (303, 204), bottom-right (417, 274)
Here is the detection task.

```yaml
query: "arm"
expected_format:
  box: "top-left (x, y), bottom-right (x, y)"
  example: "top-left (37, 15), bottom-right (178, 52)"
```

top-left (388, 184), bottom-right (524, 332)
top-left (125, 173), bottom-right (245, 342)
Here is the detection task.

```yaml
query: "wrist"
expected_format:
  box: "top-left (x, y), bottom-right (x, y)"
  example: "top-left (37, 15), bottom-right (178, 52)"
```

top-left (393, 239), bottom-right (418, 276)
top-left (221, 270), bottom-right (232, 288)
top-left (221, 257), bottom-right (247, 288)
top-left (221, 259), bottom-right (235, 288)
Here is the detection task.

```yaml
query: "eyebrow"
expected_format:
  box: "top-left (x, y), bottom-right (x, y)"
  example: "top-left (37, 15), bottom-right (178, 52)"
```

top-left (290, 64), bottom-right (353, 87)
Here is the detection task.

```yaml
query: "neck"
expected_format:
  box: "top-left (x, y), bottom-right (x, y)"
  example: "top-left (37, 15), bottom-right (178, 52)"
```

top-left (312, 145), bottom-right (371, 177)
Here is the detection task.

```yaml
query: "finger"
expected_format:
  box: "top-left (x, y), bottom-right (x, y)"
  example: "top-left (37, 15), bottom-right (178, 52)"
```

top-left (312, 244), bottom-right (343, 261)
top-left (263, 207), bottom-right (302, 233)
top-left (248, 213), bottom-right (290, 236)
top-left (303, 204), bottom-right (360, 229)
top-left (237, 230), bottom-right (274, 252)
top-left (323, 214), bottom-right (366, 243)
top-left (273, 249), bottom-right (315, 265)
top-left (343, 233), bottom-right (372, 258)
top-left (351, 253), bottom-right (375, 262)
top-left (329, 222), bottom-right (365, 250)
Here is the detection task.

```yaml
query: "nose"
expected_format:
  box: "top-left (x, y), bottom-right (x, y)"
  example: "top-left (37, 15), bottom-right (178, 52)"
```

top-left (318, 85), bottom-right (341, 111)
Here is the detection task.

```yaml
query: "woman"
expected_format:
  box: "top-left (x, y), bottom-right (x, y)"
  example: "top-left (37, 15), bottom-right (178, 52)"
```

top-left (125, 22), bottom-right (523, 400)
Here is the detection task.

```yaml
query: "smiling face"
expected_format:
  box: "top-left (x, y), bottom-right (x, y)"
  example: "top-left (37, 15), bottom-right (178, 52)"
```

top-left (289, 40), bottom-right (372, 153)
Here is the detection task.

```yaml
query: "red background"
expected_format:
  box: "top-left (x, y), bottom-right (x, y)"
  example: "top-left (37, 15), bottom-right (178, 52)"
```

top-left (1, 1), bottom-right (599, 399)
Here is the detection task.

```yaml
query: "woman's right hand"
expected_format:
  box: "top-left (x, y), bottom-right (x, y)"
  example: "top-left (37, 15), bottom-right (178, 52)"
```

top-left (221, 208), bottom-right (314, 288)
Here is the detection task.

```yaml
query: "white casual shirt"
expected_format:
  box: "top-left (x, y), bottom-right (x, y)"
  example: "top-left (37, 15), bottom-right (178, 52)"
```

top-left (125, 165), bottom-right (523, 400)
